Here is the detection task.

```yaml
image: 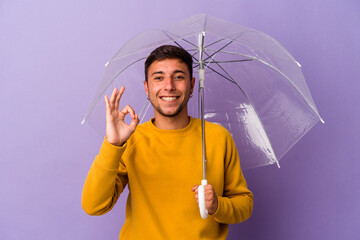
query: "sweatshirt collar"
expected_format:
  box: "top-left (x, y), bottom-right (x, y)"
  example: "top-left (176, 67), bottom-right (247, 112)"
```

top-left (146, 116), bottom-right (198, 137)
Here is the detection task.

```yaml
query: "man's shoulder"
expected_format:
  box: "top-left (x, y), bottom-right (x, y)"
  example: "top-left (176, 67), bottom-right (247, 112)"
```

top-left (204, 120), bottom-right (231, 136)
top-left (190, 117), bottom-right (232, 140)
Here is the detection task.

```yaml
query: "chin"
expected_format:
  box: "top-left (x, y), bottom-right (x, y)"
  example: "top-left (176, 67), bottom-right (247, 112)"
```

top-left (157, 107), bottom-right (184, 118)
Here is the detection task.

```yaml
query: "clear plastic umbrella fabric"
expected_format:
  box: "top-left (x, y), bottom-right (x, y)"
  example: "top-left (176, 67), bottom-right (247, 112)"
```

top-left (82, 14), bottom-right (323, 169)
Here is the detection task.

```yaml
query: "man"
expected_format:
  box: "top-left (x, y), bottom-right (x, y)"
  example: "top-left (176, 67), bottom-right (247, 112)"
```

top-left (82, 45), bottom-right (253, 239)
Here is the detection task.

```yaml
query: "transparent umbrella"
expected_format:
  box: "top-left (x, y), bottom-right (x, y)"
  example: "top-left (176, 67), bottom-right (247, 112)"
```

top-left (82, 14), bottom-right (324, 218)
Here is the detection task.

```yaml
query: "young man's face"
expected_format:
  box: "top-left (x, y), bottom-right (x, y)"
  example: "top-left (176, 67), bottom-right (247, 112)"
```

top-left (144, 58), bottom-right (195, 118)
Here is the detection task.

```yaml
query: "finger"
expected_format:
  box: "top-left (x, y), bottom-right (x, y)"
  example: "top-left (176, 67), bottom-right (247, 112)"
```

top-left (205, 187), bottom-right (214, 194)
top-left (205, 187), bottom-right (216, 198)
top-left (120, 105), bottom-right (136, 119)
top-left (192, 185), bottom-right (199, 192)
top-left (205, 194), bottom-right (215, 202)
top-left (204, 185), bottom-right (216, 194)
top-left (104, 95), bottom-right (110, 111)
top-left (119, 105), bottom-right (136, 123)
top-left (115, 86), bottom-right (125, 110)
top-left (119, 86), bottom-right (125, 95)
top-left (109, 88), bottom-right (119, 109)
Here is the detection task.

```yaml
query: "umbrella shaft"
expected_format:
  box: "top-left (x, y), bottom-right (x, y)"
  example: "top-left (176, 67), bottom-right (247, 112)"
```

top-left (200, 86), bottom-right (206, 180)
top-left (198, 32), bottom-right (206, 180)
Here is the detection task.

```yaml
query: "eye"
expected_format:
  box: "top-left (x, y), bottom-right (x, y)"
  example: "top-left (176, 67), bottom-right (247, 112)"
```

top-left (153, 76), bottom-right (163, 80)
top-left (174, 75), bottom-right (185, 80)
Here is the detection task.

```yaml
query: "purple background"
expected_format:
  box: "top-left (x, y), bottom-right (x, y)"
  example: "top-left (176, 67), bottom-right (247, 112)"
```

top-left (1, 0), bottom-right (359, 239)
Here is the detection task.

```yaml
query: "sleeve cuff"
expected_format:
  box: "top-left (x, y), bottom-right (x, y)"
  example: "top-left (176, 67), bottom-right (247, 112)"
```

top-left (95, 137), bottom-right (127, 171)
top-left (210, 195), bottom-right (222, 217)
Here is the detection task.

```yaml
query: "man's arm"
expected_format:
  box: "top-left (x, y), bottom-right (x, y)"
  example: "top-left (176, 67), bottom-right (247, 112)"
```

top-left (192, 132), bottom-right (253, 224)
top-left (81, 139), bottom-right (128, 215)
top-left (210, 132), bottom-right (253, 224)
top-left (82, 87), bottom-right (139, 215)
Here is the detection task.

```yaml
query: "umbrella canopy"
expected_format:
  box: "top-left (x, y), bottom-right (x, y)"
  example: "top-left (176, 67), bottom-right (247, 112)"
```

top-left (82, 14), bottom-right (323, 170)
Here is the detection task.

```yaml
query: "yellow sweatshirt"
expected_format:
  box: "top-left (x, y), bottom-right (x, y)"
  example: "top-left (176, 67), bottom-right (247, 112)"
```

top-left (82, 117), bottom-right (253, 240)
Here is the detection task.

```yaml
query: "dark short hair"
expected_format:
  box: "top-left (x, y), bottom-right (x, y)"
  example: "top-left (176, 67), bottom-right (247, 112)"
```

top-left (144, 45), bottom-right (193, 82)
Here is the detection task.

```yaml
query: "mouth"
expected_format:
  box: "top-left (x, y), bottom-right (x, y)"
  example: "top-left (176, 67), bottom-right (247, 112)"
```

top-left (160, 96), bottom-right (180, 102)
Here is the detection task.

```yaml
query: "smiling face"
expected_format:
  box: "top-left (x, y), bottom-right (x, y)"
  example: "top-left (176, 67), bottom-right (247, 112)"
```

top-left (144, 58), bottom-right (195, 118)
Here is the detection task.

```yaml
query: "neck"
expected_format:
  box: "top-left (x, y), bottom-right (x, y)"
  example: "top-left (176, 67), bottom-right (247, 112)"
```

top-left (153, 110), bottom-right (190, 130)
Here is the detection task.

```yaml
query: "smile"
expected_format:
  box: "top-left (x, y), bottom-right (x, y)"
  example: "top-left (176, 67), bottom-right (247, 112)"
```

top-left (160, 96), bottom-right (179, 102)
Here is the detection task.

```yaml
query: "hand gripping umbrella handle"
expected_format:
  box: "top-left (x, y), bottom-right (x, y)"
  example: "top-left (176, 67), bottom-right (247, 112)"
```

top-left (198, 179), bottom-right (208, 219)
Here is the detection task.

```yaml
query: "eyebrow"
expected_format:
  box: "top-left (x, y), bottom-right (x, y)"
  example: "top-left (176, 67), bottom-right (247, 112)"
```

top-left (173, 70), bottom-right (186, 75)
top-left (151, 70), bottom-right (186, 76)
top-left (151, 71), bottom-right (164, 76)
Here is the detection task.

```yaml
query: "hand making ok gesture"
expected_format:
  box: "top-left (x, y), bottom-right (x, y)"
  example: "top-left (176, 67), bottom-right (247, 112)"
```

top-left (104, 87), bottom-right (139, 146)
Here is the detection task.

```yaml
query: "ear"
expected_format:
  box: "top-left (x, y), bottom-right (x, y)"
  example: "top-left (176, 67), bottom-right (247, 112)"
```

top-left (144, 80), bottom-right (149, 97)
top-left (190, 77), bottom-right (195, 94)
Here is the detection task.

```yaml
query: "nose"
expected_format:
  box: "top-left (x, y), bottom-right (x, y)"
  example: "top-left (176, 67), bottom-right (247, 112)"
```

top-left (164, 76), bottom-right (175, 91)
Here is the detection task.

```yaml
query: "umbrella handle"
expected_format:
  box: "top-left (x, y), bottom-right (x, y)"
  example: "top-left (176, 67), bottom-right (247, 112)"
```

top-left (198, 179), bottom-right (208, 219)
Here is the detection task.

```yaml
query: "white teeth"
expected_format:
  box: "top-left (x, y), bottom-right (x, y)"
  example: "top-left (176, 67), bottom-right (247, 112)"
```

top-left (161, 97), bottom-right (177, 101)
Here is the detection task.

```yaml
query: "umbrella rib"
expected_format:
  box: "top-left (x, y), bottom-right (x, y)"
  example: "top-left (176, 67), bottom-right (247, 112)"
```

top-left (161, 30), bottom-right (235, 68)
top-left (192, 40), bottom-right (235, 69)
top-left (160, 31), bottom-right (244, 70)
top-left (179, 37), bottom-right (198, 48)
top-left (202, 41), bottom-right (234, 64)
top-left (166, 38), bottom-right (201, 65)
top-left (81, 57), bottom-right (147, 124)
top-left (190, 49), bottom-right (200, 64)
top-left (200, 40), bottom-right (238, 83)
top-left (204, 59), bottom-right (254, 63)
top-left (161, 30), bottom-right (198, 49)
top-left (189, 38), bottom-right (230, 53)
top-left (205, 65), bottom-right (237, 84)
top-left (194, 59), bottom-right (254, 68)
top-left (160, 30), bottom-right (202, 67)
top-left (204, 38), bottom-right (226, 48)
top-left (139, 100), bottom-right (152, 123)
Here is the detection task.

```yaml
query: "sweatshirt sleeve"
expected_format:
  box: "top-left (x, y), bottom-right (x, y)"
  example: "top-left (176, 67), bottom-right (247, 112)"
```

top-left (210, 132), bottom-right (253, 224)
top-left (81, 138), bottom-right (128, 215)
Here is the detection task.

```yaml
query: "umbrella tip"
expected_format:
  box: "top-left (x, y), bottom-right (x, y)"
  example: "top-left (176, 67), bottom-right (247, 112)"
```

top-left (276, 161), bottom-right (281, 168)
top-left (295, 61), bottom-right (301, 67)
top-left (81, 119), bottom-right (86, 125)
top-left (273, 157), bottom-right (281, 168)
top-left (105, 61), bottom-right (110, 67)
